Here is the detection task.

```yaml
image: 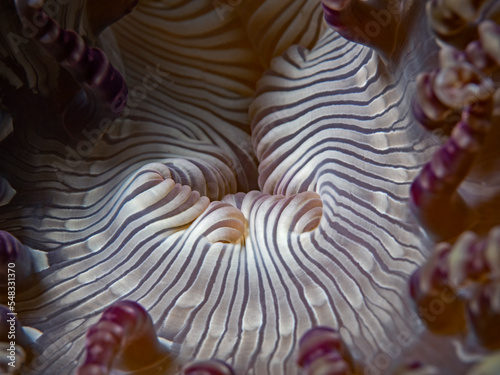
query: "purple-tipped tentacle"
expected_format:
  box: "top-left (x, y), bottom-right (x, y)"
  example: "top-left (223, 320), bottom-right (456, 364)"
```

top-left (411, 224), bottom-right (499, 291)
top-left (412, 70), bottom-right (456, 130)
top-left (410, 100), bottom-right (493, 240)
top-left (410, 226), bottom-right (500, 344)
top-left (465, 40), bottom-right (497, 73)
top-left (0, 231), bottom-right (33, 288)
top-left (409, 243), bottom-right (467, 334)
top-left (182, 359), bottom-right (235, 375)
top-left (17, 5), bottom-right (128, 141)
top-left (413, 19), bottom-right (500, 130)
top-left (425, 0), bottom-right (500, 50)
top-left (415, 57), bottom-right (494, 122)
top-left (467, 281), bottom-right (500, 350)
top-left (410, 16), bottom-right (500, 240)
top-left (447, 227), bottom-right (500, 349)
top-left (76, 300), bottom-right (170, 375)
top-left (321, 0), bottom-right (412, 61)
top-left (444, 228), bottom-right (499, 288)
top-left (297, 327), bottom-right (356, 375)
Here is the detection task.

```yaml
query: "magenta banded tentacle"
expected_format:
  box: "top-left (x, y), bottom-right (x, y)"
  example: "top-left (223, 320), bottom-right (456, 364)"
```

top-left (445, 227), bottom-right (500, 288)
top-left (297, 327), bottom-right (357, 375)
top-left (426, 0), bottom-right (500, 50)
top-left (410, 18), bottom-right (500, 240)
top-left (410, 227), bottom-right (500, 346)
top-left (412, 69), bottom-right (456, 131)
top-left (468, 281), bottom-right (500, 349)
top-left (182, 359), bottom-right (235, 375)
top-left (410, 101), bottom-right (493, 240)
top-left (321, 0), bottom-right (413, 62)
top-left (413, 63), bottom-right (494, 130)
top-left (413, 20), bottom-right (500, 130)
top-left (76, 300), bottom-right (171, 375)
top-left (17, 5), bottom-right (128, 141)
top-left (409, 242), bottom-right (467, 335)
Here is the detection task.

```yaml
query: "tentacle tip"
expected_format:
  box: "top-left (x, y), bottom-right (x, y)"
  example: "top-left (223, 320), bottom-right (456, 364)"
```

top-left (297, 326), bottom-right (356, 374)
top-left (321, 0), bottom-right (410, 64)
top-left (467, 282), bottom-right (500, 350)
top-left (77, 300), bottom-right (174, 375)
top-left (182, 359), bottom-right (235, 375)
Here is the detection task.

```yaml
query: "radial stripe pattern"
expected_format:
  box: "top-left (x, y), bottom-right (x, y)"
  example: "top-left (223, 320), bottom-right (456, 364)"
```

top-left (0, 0), bottom-right (486, 374)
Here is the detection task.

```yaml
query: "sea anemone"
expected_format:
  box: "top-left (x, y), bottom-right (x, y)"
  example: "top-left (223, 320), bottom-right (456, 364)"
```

top-left (0, 0), bottom-right (499, 374)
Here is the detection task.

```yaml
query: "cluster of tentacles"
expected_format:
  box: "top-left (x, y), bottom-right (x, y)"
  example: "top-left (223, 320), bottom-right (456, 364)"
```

top-left (2, 0), bottom-right (130, 142)
top-left (408, 0), bottom-right (500, 374)
top-left (1, 0), bottom-right (500, 374)
top-left (411, 7), bottom-right (500, 241)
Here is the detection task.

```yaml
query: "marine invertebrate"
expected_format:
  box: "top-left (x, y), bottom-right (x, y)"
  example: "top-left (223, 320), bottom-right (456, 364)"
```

top-left (410, 227), bottom-right (500, 348)
top-left (182, 359), bottom-right (234, 375)
top-left (410, 16), bottom-right (500, 240)
top-left (12, 1), bottom-right (128, 141)
top-left (76, 300), bottom-right (172, 375)
top-left (0, 0), bottom-right (499, 375)
top-left (297, 326), bottom-right (357, 374)
top-left (320, 0), bottom-right (414, 62)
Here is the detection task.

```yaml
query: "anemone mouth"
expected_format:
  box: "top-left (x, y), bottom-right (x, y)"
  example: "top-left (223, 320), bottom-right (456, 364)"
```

top-left (1, 0), bottom-right (500, 374)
